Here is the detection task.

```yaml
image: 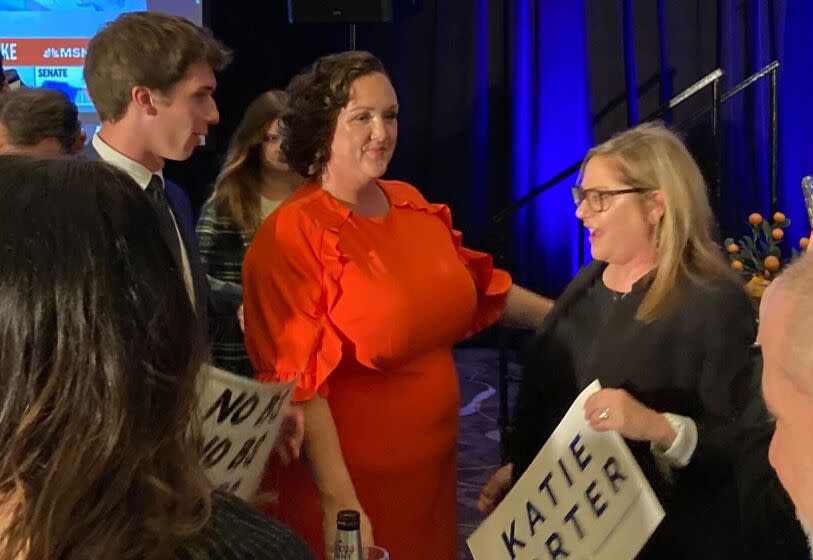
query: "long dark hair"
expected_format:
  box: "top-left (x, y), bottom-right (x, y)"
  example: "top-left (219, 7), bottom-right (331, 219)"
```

top-left (211, 90), bottom-right (289, 236)
top-left (0, 157), bottom-right (211, 559)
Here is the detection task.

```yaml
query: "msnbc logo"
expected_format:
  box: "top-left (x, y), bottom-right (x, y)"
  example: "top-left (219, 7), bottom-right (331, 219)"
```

top-left (42, 47), bottom-right (87, 60)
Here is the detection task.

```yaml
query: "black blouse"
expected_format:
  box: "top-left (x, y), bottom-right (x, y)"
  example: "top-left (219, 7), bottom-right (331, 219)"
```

top-left (511, 260), bottom-right (758, 559)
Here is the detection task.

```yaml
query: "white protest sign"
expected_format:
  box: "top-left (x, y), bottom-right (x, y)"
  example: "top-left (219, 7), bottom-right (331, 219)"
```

top-left (468, 380), bottom-right (664, 560)
top-left (198, 365), bottom-right (295, 501)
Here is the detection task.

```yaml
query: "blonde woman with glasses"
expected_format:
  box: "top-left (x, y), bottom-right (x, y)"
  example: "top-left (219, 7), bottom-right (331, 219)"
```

top-left (480, 122), bottom-right (757, 560)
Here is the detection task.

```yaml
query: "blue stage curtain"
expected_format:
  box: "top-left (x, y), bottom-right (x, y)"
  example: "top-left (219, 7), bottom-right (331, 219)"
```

top-left (508, 0), bottom-right (593, 295)
top-left (716, 0), bottom-right (813, 246)
top-left (717, 0), bottom-right (773, 239)
top-left (777, 0), bottom-right (813, 244)
top-left (466, 0), bottom-right (492, 237)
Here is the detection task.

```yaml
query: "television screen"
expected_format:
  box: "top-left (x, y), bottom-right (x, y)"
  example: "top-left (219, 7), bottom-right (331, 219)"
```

top-left (0, 0), bottom-right (203, 132)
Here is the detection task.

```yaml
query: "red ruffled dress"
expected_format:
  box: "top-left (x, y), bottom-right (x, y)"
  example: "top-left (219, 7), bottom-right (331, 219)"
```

top-left (242, 180), bottom-right (511, 560)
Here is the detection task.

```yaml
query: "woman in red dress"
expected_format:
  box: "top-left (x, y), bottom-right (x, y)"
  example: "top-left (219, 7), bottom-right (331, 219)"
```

top-left (242, 51), bottom-right (550, 560)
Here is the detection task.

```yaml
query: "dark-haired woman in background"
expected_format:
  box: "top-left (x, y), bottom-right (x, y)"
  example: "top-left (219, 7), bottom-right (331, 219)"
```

top-left (0, 156), bottom-right (313, 560)
top-left (242, 51), bottom-right (551, 560)
top-left (197, 90), bottom-right (302, 377)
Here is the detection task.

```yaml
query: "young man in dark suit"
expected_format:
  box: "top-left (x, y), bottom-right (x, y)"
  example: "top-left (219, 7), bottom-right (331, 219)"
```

top-left (82, 11), bottom-right (231, 325)
top-left (82, 11), bottom-right (306, 465)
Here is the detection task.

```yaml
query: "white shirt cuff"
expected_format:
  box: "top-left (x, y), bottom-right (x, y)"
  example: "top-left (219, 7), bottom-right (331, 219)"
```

top-left (650, 412), bottom-right (698, 469)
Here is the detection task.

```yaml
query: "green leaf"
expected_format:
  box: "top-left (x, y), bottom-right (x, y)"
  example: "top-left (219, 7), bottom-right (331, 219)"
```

top-left (743, 236), bottom-right (757, 251)
top-left (724, 237), bottom-right (734, 246)
top-left (769, 246), bottom-right (781, 258)
top-left (762, 221), bottom-right (772, 240)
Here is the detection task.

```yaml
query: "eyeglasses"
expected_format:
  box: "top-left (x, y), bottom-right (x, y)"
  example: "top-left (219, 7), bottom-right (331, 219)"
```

top-left (571, 186), bottom-right (648, 212)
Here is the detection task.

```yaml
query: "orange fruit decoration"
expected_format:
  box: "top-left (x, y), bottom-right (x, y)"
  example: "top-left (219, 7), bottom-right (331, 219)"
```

top-left (746, 275), bottom-right (771, 298)
top-left (731, 260), bottom-right (744, 271)
top-left (772, 228), bottom-right (784, 240)
top-left (727, 243), bottom-right (739, 254)
top-left (764, 271), bottom-right (772, 279)
top-left (801, 237), bottom-right (810, 250)
top-left (749, 213), bottom-right (764, 225)
top-left (764, 256), bottom-right (781, 272)
top-left (773, 212), bottom-right (786, 223)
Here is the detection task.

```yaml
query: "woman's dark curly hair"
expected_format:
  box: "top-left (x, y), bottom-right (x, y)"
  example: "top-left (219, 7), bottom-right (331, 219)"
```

top-left (281, 50), bottom-right (388, 180)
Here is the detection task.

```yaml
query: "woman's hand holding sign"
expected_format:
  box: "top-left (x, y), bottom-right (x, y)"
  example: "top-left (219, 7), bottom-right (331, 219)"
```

top-left (477, 463), bottom-right (513, 514)
top-left (584, 388), bottom-right (676, 449)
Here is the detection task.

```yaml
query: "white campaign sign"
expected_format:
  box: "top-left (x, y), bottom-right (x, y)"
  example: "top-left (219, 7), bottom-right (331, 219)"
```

top-left (468, 380), bottom-right (664, 560)
top-left (198, 365), bottom-right (295, 501)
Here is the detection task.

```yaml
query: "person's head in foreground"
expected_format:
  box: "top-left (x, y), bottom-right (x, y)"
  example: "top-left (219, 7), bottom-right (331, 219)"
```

top-left (0, 156), bottom-right (210, 559)
top-left (0, 88), bottom-right (83, 157)
top-left (574, 121), bottom-right (731, 321)
top-left (760, 251), bottom-right (813, 554)
top-left (282, 50), bottom-right (398, 188)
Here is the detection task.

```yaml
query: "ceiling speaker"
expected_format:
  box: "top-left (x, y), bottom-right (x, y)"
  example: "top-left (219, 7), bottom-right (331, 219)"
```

top-left (287, 0), bottom-right (394, 23)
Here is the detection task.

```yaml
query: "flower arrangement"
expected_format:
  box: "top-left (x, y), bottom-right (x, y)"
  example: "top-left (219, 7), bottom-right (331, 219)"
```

top-left (724, 211), bottom-right (809, 300)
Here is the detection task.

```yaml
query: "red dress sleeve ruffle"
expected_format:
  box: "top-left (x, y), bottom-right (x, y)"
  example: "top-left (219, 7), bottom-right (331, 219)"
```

top-left (242, 186), bottom-right (349, 402)
top-left (382, 180), bottom-right (512, 338)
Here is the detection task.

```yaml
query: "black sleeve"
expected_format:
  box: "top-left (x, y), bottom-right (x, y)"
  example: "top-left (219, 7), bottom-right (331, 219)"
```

top-left (511, 334), bottom-right (579, 483)
top-left (509, 364), bottom-right (545, 481)
top-left (679, 283), bottom-right (757, 481)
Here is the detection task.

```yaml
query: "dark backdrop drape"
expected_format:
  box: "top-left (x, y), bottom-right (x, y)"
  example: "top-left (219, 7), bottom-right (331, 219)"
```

top-left (164, 0), bottom-right (813, 298)
top-left (165, 0), bottom-right (510, 254)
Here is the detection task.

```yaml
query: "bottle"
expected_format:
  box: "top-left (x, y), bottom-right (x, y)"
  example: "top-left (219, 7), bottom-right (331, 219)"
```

top-left (334, 510), bottom-right (363, 560)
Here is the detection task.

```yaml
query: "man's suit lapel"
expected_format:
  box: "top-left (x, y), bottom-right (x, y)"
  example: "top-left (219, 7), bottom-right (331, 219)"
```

top-left (164, 180), bottom-right (209, 324)
top-left (84, 144), bottom-right (183, 271)
top-left (82, 143), bottom-right (208, 324)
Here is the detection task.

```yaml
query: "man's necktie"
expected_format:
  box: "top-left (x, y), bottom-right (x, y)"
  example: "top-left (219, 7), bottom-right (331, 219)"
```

top-left (145, 174), bottom-right (183, 271)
